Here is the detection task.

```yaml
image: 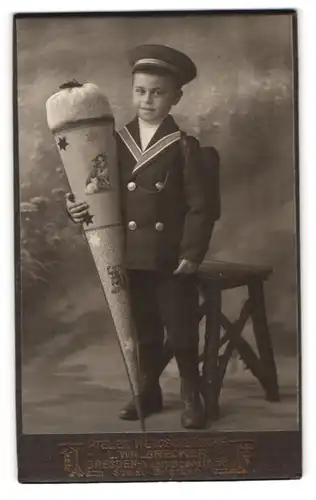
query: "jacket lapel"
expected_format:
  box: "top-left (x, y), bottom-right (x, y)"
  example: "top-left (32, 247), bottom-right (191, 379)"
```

top-left (118, 115), bottom-right (181, 179)
top-left (125, 117), bottom-right (142, 151)
top-left (145, 114), bottom-right (179, 150)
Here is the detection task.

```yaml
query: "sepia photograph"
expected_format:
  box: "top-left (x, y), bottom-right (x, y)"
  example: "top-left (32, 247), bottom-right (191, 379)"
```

top-left (15, 10), bottom-right (300, 481)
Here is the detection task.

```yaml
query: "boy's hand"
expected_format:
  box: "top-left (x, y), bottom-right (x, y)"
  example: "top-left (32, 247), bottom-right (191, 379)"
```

top-left (65, 192), bottom-right (89, 223)
top-left (173, 259), bottom-right (198, 275)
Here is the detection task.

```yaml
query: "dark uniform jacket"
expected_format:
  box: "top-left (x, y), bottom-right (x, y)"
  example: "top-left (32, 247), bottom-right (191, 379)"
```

top-left (116, 114), bottom-right (214, 272)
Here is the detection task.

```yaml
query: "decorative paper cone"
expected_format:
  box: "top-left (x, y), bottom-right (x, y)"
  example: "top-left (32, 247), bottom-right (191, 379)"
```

top-left (46, 81), bottom-right (144, 430)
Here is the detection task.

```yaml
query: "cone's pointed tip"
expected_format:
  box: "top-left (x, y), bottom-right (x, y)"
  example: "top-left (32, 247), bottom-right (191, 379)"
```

top-left (133, 394), bottom-right (146, 431)
top-left (139, 416), bottom-right (146, 432)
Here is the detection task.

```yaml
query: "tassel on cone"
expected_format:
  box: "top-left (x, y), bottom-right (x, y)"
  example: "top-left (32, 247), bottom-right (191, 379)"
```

top-left (46, 81), bottom-right (145, 431)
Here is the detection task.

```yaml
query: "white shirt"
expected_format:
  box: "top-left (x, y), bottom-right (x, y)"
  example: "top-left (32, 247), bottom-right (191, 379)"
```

top-left (138, 117), bottom-right (163, 151)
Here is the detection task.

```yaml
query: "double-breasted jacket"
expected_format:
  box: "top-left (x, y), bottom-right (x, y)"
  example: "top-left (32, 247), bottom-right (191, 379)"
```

top-left (116, 114), bottom-right (214, 271)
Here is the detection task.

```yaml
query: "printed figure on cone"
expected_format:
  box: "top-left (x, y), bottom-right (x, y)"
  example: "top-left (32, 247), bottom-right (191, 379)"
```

top-left (66, 44), bottom-right (216, 429)
top-left (85, 152), bottom-right (112, 195)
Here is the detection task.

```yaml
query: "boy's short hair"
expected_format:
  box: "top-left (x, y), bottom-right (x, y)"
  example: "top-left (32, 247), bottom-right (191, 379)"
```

top-left (132, 67), bottom-right (182, 90)
top-left (129, 44), bottom-right (197, 87)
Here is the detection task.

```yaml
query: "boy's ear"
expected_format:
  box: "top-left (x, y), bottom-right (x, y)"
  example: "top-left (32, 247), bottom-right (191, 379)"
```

top-left (173, 89), bottom-right (183, 106)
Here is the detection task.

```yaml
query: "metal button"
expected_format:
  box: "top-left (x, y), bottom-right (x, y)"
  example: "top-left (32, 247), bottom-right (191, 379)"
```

top-left (127, 182), bottom-right (136, 191)
top-left (128, 221), bottom-right (137, 231)
top-left (155, 181), bottom-right (164, 191)
top-left (155, 222), bottom-right (164, 232)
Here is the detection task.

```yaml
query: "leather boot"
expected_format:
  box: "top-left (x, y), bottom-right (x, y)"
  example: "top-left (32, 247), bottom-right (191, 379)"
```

top-left (119, 383), bottom-right (163, 420)
top-left (119, 343), bottom-right (163, 421)
top-left (180, 379), bottom-right (205, 429)
top-left (175, 348), bottom-right (206, 429)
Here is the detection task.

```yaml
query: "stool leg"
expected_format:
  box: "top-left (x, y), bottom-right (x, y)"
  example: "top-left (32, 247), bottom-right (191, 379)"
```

top-left (248, 279), bottom-right (280, 402)
top-left (202, 285), bottom-right (222, 420)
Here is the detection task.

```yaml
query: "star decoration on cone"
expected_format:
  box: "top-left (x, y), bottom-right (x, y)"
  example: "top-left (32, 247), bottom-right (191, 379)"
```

top-left (57, 136), bottom-right (69, 151)
top-left (87, 232), bottom-right (101, 248)
top-left (82, 212), bottom-right (94, 226)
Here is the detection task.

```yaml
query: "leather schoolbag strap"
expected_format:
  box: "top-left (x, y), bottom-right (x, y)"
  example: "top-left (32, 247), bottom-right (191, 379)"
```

top-left (180, 131), bottom-right (189, 167)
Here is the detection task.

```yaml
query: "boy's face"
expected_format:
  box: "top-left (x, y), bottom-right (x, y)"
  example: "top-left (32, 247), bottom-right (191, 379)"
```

top-left (132, 72), bottom-right (182, 124)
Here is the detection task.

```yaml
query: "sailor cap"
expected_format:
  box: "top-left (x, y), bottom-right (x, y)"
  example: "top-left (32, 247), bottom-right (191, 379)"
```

top-left (128, 44), bottom-right (197, 86)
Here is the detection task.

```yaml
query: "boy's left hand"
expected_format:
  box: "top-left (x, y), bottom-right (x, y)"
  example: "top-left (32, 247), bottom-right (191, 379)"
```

top-left (173, 259), bottom-right (198, 275)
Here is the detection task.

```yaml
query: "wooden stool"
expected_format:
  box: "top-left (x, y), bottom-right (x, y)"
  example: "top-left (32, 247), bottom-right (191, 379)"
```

top-left (161, 260), bottom-right (280, 422)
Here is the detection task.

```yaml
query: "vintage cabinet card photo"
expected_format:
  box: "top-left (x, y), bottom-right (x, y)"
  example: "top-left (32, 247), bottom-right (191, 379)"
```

top-left (14, 10), bottom-right (301, 482)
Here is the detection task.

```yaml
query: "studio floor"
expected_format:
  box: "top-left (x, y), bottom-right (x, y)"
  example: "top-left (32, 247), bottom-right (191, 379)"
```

top-left (22, 317), bottom-right (299, 435)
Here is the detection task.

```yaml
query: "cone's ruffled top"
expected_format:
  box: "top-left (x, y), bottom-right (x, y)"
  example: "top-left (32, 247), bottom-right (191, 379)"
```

top-left (46, 82), bottom-right (113, 132)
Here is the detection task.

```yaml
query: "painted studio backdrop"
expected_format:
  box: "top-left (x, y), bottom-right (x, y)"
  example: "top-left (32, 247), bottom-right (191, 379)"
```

top-left (17, 14), bottom-right (299, 433)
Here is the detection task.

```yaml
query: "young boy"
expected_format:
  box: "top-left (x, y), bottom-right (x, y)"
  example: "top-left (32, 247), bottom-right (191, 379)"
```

top-left (67, 45), bottom-right (214, 429)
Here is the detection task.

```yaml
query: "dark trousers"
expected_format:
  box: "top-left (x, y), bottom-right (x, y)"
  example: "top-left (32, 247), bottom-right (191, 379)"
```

top-left (127, 270), bottom-right (200, 389)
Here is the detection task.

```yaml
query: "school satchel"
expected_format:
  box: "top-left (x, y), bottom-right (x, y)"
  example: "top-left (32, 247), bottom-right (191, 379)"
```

top-left (180, 133), bottom-right (221, 223)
